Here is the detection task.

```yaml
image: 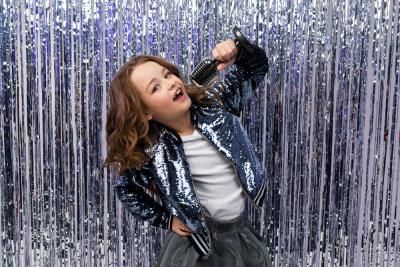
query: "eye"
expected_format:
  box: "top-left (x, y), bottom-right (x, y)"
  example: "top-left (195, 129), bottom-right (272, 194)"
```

top-left (152, 84), bottom-right (160, 93)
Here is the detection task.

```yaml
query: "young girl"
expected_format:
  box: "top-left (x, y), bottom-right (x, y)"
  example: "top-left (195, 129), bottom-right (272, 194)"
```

top-left (104, 38), bottom-right (272, 267)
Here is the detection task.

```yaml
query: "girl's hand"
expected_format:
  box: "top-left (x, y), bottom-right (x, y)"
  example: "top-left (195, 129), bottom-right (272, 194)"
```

top-left (172, 216), bottom-right (193, 237)
top-left (212, 39), bottom-right (239, 71)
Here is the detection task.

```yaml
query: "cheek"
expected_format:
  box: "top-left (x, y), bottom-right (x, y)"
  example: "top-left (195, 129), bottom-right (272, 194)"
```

top-left (147, 94), bottom-right (172, 111)
top-left (139, 96), bottom-right (152, 108)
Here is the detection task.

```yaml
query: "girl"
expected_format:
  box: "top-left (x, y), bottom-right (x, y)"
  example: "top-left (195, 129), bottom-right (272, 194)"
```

top-left (104, 38), bottom-right (272, 267)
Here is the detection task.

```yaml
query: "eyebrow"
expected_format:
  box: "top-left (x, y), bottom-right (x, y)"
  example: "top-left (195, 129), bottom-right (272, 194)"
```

top-left (146, 67), bottom-right (168, 93)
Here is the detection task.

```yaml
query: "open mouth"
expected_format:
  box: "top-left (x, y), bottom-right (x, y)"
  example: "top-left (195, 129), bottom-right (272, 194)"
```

top-left (173, 88), bottom-right (184, 101)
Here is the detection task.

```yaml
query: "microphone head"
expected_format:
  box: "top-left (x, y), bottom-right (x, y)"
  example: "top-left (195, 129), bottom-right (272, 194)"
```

top-left (190, 58), bottom-right (219, 87)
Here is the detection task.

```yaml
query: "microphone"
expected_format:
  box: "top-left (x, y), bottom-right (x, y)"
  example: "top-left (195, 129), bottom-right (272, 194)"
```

top-left (190, 26), bottom-right (255, 87)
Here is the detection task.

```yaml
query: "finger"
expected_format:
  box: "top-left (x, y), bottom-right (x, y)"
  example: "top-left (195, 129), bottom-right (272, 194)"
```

top-left (175, 228), bottom-right (191, 237)
top-left (174, 220), bottom-right (191, 232)
top-left (212, 40), bottom-right (237, 62)
top-left (223, 47), bottom-right (238, 63)
top-left (222, 40), bottom-right (238, 57)
top-left (218, 44), bottom-right (235, 62)
top-left (180, 225), bottom-right (193, 233)
top-left (217, 63), bottom-right (227, 71)
top-left (173, 218), bottom-right (192, 232)
top-left (221, 41), bottom-right (237, 56)
top-left (212, 45), bottom-right (226, 61)
top-left (217, 57), bottom-right (235, 71)
top-left (226, 39), bottom-right (236, 50)
top-left (214, 43), bottom-right (234, 62)
top-left (218, 39), bottom-right (234, 49)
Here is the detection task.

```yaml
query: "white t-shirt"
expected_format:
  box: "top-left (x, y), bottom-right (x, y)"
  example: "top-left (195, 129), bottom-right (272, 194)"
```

top-left (180, 128), bottom-right (245, 222)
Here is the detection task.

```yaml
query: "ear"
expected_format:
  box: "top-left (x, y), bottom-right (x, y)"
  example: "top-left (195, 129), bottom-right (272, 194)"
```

top-left (145, 111), bottom-right (152, 121)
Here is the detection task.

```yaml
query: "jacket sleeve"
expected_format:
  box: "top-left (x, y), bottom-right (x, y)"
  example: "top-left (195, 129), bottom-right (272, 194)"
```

top-left (112, 167), bottom-right (174, 231)
top-left (210, 43), bottom-right (268, 116)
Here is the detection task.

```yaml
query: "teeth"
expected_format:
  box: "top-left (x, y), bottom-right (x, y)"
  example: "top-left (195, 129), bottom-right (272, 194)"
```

top-left (174, 90), bottom-right (178, 100)
top-left (174, 89), bottom-right (182, 100)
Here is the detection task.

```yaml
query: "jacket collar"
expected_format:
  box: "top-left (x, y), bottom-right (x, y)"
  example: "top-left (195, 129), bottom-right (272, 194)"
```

top-left (156, 103), bottom-right (201, 143)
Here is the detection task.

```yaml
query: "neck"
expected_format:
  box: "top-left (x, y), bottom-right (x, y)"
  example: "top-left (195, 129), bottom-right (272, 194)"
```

top-left (166, 111), bottom-right (194, 136)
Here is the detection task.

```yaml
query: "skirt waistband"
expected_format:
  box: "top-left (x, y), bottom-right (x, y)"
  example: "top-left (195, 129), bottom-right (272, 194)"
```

top-left (204, 213), bottom-right (245, 233)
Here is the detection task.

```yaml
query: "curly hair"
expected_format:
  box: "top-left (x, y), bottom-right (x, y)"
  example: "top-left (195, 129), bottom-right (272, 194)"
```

top-left (103, 55), bottom-right (218, 175)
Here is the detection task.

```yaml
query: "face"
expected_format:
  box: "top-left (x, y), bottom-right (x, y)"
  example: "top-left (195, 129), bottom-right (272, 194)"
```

top-left (130, 61), bottom-right (192, 124)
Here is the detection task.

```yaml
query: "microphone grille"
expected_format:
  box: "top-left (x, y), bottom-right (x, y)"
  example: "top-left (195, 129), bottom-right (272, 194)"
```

top-left (190, 58), bottom-right (219, 87)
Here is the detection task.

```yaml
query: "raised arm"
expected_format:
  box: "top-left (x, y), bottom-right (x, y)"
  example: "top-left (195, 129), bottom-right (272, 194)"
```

top-left (112, 167), bottom-right (173, 230)
top-left (210, 40), bottom-right (268, 116)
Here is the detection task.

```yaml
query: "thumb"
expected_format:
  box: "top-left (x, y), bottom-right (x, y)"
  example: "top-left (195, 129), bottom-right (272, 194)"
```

top-left (217, 57), bottom-right (236, 71)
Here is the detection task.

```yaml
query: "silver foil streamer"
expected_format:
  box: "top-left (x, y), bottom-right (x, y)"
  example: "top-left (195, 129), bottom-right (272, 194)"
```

top-left (0, 0), bottom-right (399, 266)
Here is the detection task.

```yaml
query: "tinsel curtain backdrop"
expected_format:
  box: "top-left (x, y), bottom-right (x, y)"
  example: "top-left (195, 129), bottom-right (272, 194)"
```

top-left (0, 0), bottom-right (399, 266)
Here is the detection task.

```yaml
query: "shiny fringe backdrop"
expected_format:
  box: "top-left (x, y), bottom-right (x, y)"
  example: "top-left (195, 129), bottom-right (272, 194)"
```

top-left (0, 0), bottom-right (399, 266)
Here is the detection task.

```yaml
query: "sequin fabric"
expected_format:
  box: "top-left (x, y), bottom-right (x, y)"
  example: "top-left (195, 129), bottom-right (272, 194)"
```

top-left (112, 44), bottom-right (268, 259)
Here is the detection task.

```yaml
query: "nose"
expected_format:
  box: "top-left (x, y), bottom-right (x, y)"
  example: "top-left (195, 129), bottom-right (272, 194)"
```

top-left (165, 78), bottom-right (176, 91)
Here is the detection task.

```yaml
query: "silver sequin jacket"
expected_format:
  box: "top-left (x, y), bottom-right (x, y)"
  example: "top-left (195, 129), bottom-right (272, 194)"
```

top-left (112, 43), bottom-right (268, 260)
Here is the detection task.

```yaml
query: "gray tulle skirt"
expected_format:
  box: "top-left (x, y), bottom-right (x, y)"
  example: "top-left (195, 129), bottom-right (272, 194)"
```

top-left (156, 213), bottom-right (273, 267)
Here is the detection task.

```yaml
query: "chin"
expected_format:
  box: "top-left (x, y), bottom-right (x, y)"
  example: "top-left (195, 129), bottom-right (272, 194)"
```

top-left (186, 97), bottom-right (192, 107)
